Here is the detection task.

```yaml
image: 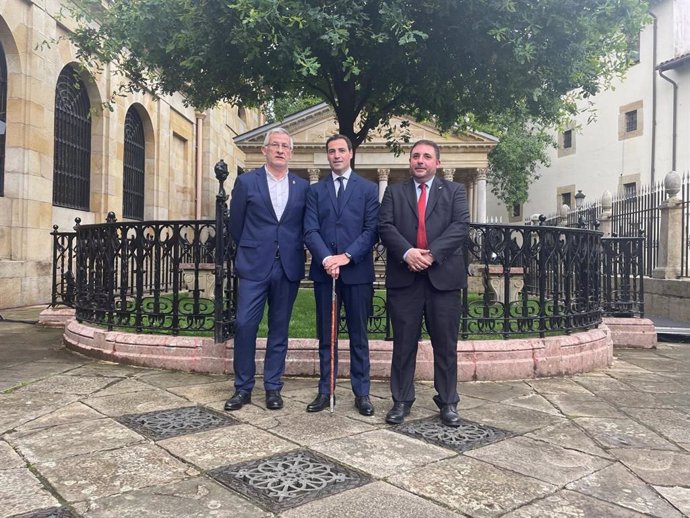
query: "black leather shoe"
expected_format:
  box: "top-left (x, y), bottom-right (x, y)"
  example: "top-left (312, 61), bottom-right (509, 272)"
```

top-left (265, 390), bottom-right (283, 410)
top-left (306, 393), bottom-right (332, 412)
top-left (224, 390), bottom-right (251, 411)
top-left (385, 402), bottom-right (411, 424)
top-left (433, 394), bottom-right (442, 409)
top-left (354, 395), bottom-right (375, 416)
top-left (440, 404), bottom-right (461, 427)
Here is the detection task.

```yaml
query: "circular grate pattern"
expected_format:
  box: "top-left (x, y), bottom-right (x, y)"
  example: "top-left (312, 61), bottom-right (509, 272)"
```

top-left (117, 406), bottom-right (238, 440)
top-left (394, 417), bottom-right (513, 453)
top-left (210, 450), bottom-right (370, 513)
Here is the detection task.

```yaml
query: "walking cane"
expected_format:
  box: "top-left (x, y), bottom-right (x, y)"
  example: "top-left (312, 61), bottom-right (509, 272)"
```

top-left (329, 275), bottom-right (337, 413)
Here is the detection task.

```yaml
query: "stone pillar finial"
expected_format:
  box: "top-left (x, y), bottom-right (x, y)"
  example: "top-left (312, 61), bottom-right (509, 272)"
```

top-left (307, 168), bottom-right (321, 184)
top-left (665, 170), bottom-right (682, 199)
top-left (442, 168), bottom-right (456, 181)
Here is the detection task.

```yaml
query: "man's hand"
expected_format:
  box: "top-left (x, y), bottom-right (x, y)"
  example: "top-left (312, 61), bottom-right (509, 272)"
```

top-left (405, 248), bottom-right (433, 272)
top-left (324, 253), bottom-right (351, 279)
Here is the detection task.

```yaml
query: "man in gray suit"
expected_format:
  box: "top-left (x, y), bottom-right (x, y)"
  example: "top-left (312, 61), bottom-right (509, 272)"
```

top-left (378, 139), bottom-right (470, 426)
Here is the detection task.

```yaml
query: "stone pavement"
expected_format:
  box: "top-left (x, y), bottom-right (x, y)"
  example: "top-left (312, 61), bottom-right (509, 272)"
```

top-left (1, 307), bottom-right (689, 517)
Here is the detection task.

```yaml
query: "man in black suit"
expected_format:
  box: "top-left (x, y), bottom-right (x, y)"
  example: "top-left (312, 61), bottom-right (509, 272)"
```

top-left (378, 139), bottom-right (470, 426)
top-left (304, 134), bottom-right (379, 415)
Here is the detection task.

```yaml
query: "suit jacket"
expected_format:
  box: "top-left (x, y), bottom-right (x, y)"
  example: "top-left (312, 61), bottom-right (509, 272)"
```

top-left (378, 176), bottom-right (470, 290)
top-left (229, 166), bottom-right (309, 282)
top-left (304, 171), bottom-right (379, 284)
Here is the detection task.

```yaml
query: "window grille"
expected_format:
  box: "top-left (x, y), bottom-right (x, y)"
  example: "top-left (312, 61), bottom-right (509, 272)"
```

top-left (123, 107), bottom-right (145, 220)
top-left (563, 129), bottom-right (572, 149)
top-left (53, 66), bottom-right (91, 210)
top-left (625, 110), bottom-right (638, 133)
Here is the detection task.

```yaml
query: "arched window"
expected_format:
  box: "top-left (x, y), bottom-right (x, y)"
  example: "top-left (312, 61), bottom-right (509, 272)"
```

top-left (53, 65), bottom-right (91, 210)
top-left (123, 107), bottom-right (145, 220)
top-left (0, 43), bottom-right (7, 197)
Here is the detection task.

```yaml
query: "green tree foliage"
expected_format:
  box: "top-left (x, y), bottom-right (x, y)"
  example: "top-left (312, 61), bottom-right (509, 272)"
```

top-left (67, 0), bottom-right (648, 156)
top-left (481, 112), bottom-right (556, 208)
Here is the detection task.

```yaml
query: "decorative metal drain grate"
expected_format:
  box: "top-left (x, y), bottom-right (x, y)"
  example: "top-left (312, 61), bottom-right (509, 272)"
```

top-left (117, 406), bottom-right (238, 440)
top-left (210, 449), bottom-right (371, 513)
top-left (394, 416), bottom-right (513, 453)
top-left (11, 508), bottom-right (76, 518)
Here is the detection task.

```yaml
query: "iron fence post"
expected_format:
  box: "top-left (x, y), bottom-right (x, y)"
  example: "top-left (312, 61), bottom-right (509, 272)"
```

top-left (214, 159), bottom-right (229, 343)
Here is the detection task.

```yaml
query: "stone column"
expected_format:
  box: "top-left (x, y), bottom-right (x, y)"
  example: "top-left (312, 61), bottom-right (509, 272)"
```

top-left (598, 190), bottom-right (613, 236)
top-left (442, 168), bottom-right (456, 181)
top-left (476, 168), bottom-right (488, 224)
top-left (652, 171), bottom-right (683, 279)
top-left (377, 168), bottom-right (390, 202)
top-left (467, 181), bottom-right (475, 221)
top-left (307, 168), bottom-right (321, 185)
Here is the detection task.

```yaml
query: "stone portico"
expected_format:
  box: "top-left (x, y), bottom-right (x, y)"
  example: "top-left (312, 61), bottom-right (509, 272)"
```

top-left (234, 103), bottom-right (497, 223)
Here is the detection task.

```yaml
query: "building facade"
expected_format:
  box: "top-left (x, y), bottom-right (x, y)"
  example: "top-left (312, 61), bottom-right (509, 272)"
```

top-left (0, 0), bottom-right (261, 309)
top-left (487, 0), bottom-right (690, 222)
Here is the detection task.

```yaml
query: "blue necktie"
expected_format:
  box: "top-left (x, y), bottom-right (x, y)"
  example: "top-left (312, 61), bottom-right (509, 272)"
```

top-left (336, 177), bottom-right (345, 211)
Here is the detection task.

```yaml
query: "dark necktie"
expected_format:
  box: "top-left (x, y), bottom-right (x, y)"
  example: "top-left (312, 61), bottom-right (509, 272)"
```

top-left (416, 183), bottom-right (428, 249)
top-left (336, 177), bottom-right (345, 211)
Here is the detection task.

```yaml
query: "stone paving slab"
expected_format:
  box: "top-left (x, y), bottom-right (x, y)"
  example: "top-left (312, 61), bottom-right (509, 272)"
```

top-left (0, 392), bottom-right (79, 434)
top-left (524, 421), bottom-right (613, 459)
top-left (575, 416), bottom-right (680, 450)
top-left (458, 380), bottom-right (534, 402)
top-left (596, 389), bottom-right (671, 408)
top-left (388, 455), bottom-right (557, 517)
top-left (311, 429), bottom-right (455, 479)
top-left (461, 402), bottom-right (565, 434)
top-left (611, 448), bottom-right (690, 486)
top-left (501, 489), bottom-right (650, 517)
top-left (14, 403), bottom-right (104, 432)
top-left (654, 486), bottom-right (690, 516)
top-left (159, 424), bottom-right (296, 470)
top-left (620, 407), bottom-right (690, 444)
top-left (571, 373), bottom-right (633, 392)
top-left (280, 481), bottom-right (461, 518)
top-left (88, 378), bottom-right (159, 397)
top-left (63, 362), bottom-right (148, 378)
top-left (526, 377), bottom-right (595, 396)
top-left (7, 418), bottom-right (144, 463)
top-left (166, 380), bottom-right (234, 404)
top-left (136, 371), bottom-right (226, 388)
top-left (0, 468), bottom-right (60, 518)
top-left (542, 393), bottom-right (628, 418)
top-left (15, 375), bottom-right (120, 395)
top-left (73, 476), bottom-right (270, 518)
top-left (252, 411), bottom-right (378, 446)
top-left (36, 443), bottom-right (195, 502)
top-left (605, 372), bottom-right (689, 393)
top-left (500, 393), bottom-right (561, 416)
top-left (0, 440), bottom-right (24, 469)
top-left (466, 436), bottom-right (612, 486)
top-left (82, 388), bottom-right (190, 416)
top-left (566, 462), bottom-right (683, 517)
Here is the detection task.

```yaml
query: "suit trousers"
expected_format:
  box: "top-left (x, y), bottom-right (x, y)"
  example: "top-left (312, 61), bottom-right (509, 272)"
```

top-left (388, 274), bottom-right (461, 405)
top-left (233, 258), bottom-right (300, 392)
top-left (314, 280), bottom-right (372, 396)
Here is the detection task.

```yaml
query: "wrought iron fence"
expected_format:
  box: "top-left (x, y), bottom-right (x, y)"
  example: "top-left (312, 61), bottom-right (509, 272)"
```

top-left (48, 162), bottom-right (648, 343)
top-left (550, 178), bottom-right (684, 277)
top-left (601, 237), bottom-right (644, 317)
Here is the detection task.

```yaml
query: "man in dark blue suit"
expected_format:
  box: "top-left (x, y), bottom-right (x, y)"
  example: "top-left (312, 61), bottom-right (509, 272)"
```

top-left (379, 139), bottom-right (469, 427)
top-left (304, 134), bottom-right (379, 415)
top-left (225, 127), bottom-right (309, 411)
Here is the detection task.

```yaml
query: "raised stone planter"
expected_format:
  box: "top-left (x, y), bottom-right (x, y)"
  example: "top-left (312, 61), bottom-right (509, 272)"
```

top-left (602, 317), bottom-right (657, 349)
top-left (64, 319), bottom-right (614, 381)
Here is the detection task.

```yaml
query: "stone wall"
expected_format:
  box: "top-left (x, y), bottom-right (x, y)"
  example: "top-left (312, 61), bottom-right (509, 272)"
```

top-left (0, 0), bottom-right (260, 309)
